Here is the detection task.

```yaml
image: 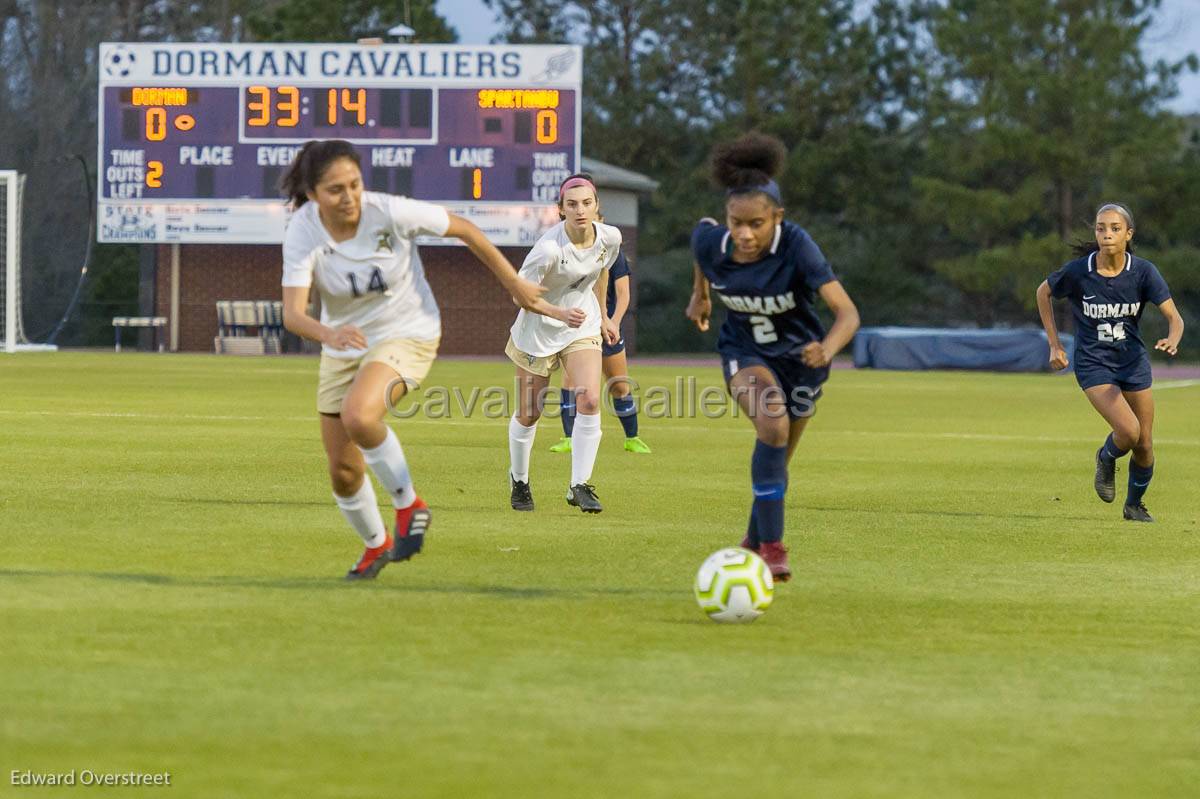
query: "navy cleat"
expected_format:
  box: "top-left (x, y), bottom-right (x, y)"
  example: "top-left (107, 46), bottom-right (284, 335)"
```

top-left (390, 497), bottom-right (430, 562)
top-left (1094, 448), bottom-right (1117, 503)
top-left (511, 475), bottom-right (534, 511)
top-left (1123, 502), bottom-right (1154, 522)
top-left (566, 483), bottom-right (603, 513)
top-left (345, 535), bottom-right (394, 581)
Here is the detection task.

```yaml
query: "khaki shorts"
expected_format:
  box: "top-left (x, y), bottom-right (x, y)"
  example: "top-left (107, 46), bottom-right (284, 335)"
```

top-left (317, 337), bottom-right (439, 415)
top-left (505, 335), bottom-right (602, 378)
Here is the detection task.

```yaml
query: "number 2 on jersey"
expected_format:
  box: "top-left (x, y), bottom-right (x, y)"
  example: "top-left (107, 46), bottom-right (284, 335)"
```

top-left (348, 267), bottom-right (389, 298)
top-left (749, 315), bottom-right (778, 344)
top-left (1097, 322), bottom-right (1126, 343)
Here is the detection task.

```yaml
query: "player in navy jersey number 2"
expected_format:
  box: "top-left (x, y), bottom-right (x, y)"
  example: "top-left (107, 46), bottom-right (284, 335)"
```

top-left (280, 140), bottom-right (545, 579)
top-left (1036, 203), bottom-right (1184, 522)
top-left (686, 133), bottom-right (860, 580)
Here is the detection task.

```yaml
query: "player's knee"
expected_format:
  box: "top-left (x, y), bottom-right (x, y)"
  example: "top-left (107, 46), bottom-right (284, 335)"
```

top-left (516, 409), bottom-right (541, 427)
top-left (756, 418), bottom-right (790, 448)
top-left (340, 407), bottom-right (379, 443)
top-left (574, 390), bottom-right (600, 415)
top-left (1134, 431), bottom-right (1153, 457)
top-left (1115, 419), bottom-right (1141, 448)
top-left (329, 464), bottom-right (363, 495)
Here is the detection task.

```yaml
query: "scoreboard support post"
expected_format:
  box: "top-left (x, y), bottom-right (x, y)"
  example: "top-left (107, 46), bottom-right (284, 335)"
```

top-left (169, 243), bottom-right (180, 352)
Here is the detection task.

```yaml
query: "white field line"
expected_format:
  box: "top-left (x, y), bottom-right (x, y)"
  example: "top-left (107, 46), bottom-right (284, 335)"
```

top-left (1156, 379), bottom-right (1200, 390)
top-left (1, 408), bottom-right (1197, 447)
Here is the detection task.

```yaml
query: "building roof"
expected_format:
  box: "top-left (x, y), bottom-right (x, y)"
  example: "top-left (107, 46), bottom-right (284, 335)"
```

top-left (581, 156), bottom-right (660, 193)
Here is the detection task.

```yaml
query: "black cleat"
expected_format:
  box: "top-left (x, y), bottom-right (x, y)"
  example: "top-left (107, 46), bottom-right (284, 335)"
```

top-left (1094, 448), bottom-right (1117, 503)
top-left (510, 475), bottom-right (534, 511)
top-left (1123, 502), bottom-right (1154, 522)
top-left (390, 499), bottom-right (431, 563)
top-left (345, 536), bottom-right (393, 581)
top-left (566, 483), bottom-right (603, 513)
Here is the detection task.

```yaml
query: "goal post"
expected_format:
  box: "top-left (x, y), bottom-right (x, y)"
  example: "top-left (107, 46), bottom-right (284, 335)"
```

top-left (1, 170), bottom-right (21, 352)
top-left (0, 169), bottom-right (55, 353)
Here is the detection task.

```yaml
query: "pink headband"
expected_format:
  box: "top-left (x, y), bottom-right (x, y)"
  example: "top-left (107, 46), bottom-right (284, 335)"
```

top-left (558, 177), bottom-right (597, 202)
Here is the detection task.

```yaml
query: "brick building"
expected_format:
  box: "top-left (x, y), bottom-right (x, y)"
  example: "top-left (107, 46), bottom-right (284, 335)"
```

top-left (143, 156), bottom-right (657, 355)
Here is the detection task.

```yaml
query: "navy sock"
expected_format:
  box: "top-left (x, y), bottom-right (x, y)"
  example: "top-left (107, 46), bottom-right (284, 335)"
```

top-left (745, 505), bottom-right (759, 547)
top-left (613, 395), bottom-right (638, 438)
top-left (1126, 461), bottom-right (1154, 507)
top-left (560, 388), bottom-right (576, 437)
top-left (751, 440), bottom-right (788, 544)
top-left (1101, 433), bottom-right (1128, 465)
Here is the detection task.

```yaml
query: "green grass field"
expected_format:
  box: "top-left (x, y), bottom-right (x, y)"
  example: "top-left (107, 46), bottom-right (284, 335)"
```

top-left (2, 352), bottom-right (1197, 798)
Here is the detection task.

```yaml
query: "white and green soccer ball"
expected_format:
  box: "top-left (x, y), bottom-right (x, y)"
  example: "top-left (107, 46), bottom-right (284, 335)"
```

top-left (694, 547), bottom-right (774, 623)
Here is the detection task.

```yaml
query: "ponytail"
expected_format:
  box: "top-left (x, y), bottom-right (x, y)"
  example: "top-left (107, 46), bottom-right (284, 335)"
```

top-left (280, 140), bottom-right (360, 207)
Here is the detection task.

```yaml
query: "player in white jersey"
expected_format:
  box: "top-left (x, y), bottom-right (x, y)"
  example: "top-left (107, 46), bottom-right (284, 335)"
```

top-left (280, 140), bottom-right (544, 579)
top-left (506, 173), bottom-right (621, 513)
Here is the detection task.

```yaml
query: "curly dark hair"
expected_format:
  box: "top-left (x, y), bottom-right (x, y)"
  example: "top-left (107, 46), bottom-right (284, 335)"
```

top-left (280, 140), bottom-right (361, 207)
top-left (710, 132), bottom-right (786, 194)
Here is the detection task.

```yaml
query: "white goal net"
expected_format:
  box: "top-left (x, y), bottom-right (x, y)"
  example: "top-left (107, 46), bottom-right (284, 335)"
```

top-left (1, 170), bottom-right (54, 353)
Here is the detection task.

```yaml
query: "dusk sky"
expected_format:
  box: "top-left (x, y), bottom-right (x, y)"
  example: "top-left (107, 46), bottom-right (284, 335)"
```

top-left (437, 0), bottom-right (1200, 114)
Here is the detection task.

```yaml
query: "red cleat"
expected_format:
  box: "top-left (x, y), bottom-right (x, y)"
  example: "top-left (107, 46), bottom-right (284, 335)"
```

top-left (345, 535), bottom-right (394, 580)
top-left (739, 536), bottom-right (760, 553)
top-left (390, 497), bottom-right (431, 562)
top-left (759, 541), bottom-right (791, 582)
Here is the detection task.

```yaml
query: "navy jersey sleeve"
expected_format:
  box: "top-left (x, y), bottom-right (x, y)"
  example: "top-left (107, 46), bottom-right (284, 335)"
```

top-left (1047, 260), bottom-right (1081, 299)
top-left (610, 251), bottom-right (631, 281)
top-left (1141, 262), bottom-right (1171, 305)
top-left (690, 220), bottom-right (724, 272)
top-left (794, 230), bottom-right (837, 292)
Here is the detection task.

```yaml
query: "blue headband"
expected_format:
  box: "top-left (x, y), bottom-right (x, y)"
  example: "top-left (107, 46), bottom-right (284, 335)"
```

top-left (727, 179), bottom-right (781, 204)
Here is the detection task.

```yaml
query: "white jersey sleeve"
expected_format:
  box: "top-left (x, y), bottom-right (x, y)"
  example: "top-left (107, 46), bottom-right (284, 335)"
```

top-left (518, 238), bottom-right (559, 284)
top-left (281, 204), bottom-right (323, 288)
top-left (387, 195), bottom-right (450, 240)
top-left (598, 223), bottom-right (623, 269)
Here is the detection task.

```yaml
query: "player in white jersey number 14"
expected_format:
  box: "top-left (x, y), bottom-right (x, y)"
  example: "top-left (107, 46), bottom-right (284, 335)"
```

top-left (279, 139), bottom-right (545, 580)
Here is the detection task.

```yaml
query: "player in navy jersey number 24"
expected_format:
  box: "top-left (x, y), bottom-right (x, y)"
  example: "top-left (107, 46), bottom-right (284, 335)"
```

top-left (686, 133), bottom-right (860, 580)
top-left (1036, 203), bottom-right (1184, 522)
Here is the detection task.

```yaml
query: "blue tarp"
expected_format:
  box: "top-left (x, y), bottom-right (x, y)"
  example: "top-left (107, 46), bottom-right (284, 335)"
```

top-left (853, 327), bottom-right (1075, 372)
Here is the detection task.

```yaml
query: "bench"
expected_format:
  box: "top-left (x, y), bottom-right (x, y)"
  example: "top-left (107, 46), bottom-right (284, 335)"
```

top-left (214, 300), bottom-right (284, 354)
top-left (112, 316), bottom-right (167, 352)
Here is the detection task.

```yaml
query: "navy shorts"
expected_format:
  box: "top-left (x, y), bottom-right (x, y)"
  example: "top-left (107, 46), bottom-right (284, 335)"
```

top-left (1074, 352), bottom-right (1152, 392)
top-left (720, 348), bottom-right (829, 419)
top-left (602, 337), bottom-right (625, 357)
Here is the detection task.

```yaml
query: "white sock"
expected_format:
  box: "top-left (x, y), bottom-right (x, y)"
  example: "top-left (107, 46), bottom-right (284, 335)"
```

top-left (571, 413), bottom-right (602, 486)
top-left (360, 427), bottom-right (414, 509)
top-left (508, 415), bottom-right (538, 483)
top-left (334, 479), bottom-right (388, 548)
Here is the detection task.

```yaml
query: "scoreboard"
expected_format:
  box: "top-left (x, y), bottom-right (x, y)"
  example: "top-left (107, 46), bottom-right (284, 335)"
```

top-left (97, 43), bottom-right (581, 244)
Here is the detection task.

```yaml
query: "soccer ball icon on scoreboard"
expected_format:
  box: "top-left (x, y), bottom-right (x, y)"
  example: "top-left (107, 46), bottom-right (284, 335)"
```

top-left (694, 548), bottom-right (775, 623)
top-left (105, 45), bottom-right (136, 78)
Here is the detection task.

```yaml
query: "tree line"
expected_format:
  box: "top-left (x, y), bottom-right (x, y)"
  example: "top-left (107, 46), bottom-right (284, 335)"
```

top-left (1, 0), bottom-right (1196, 352)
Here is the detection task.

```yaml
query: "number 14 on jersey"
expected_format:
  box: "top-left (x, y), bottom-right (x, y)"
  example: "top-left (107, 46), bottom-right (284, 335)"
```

top-left (349, 267), bottom-right (389, 298)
